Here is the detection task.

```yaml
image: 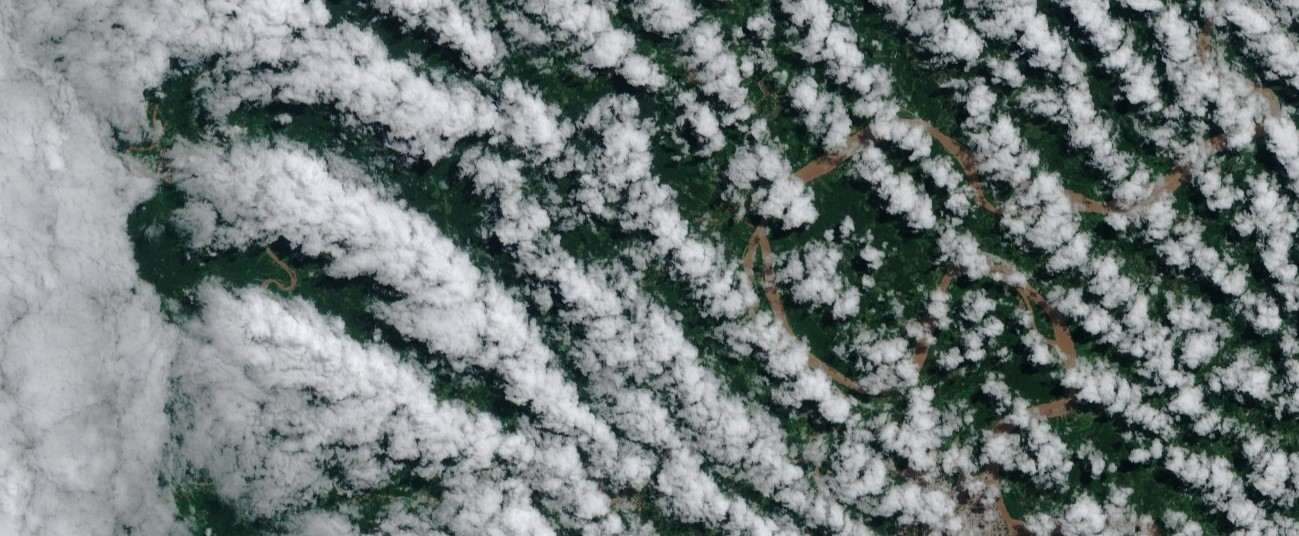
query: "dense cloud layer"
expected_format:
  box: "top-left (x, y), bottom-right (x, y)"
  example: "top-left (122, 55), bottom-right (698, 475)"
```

top-left (0, 25), bottom-right (179, 536)
top-left (7, 0), bottom-right (1299, 533)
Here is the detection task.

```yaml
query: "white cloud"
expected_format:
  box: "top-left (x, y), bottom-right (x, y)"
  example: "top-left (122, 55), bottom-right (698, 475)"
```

top-left (1029, 487), bottom-right (1153, 536)
top-left (849, 146), bottom-right (937, 230)
top-left (176, 284), bottom-right (608, 532)
top-left (10, 0), bottom-right (332, 136)
top-left (727, 142), bottom-right (819, 230)
top-left (169, 141), bottom-right (637, 495)
top-left (573, 94), bottom-right (757, 318)
top-left (374, 0), bottom-right (503, 69)
top-left (787, 76), bottom-right (854, 152)
top-left (1060, 0), bottom-right (1162, 110)
top-left (208, 23), bottom-right (500, 164)
top-left (776, 237), bottom-right (861, 319)
top-left (1208, 350), bottom-right (1275, 402)
top-left (780, 0), bottom-right (894, 118)
top-left (462, 151), bottom-right (860, 528)
top-left (632, 0), bottom-right (698, 35)
top-left (0, 30), bottom-right (180, 536)
top-left (1062, 360), bottom-right (1173, 437)
top-left (17, 0), bottom-right (1299, 531)
top-left (1223, 0), bottom-right (1299, 90)
top-left (682, 23), bottom-right (752, 120)
top-left (867, 0), bottom-right (983, 64)
top-left (510, 0), bottom-right (665, 88)
top-left (983, 401), bottom-right (1074, 488)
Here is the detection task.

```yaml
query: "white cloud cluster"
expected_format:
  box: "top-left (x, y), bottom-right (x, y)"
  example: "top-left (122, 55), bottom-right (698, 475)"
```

top-left (1243, 434), bottom-right (1299, 508)
top-left (727, 142), bottom-right (819, 229)
top-left (681, 23), bottom-right (753, 122)
top-left (1263, 113), bottom-right (1299, 190)
top-left (570, 95), bottom-right (756, 318)
top-left (631, 0), bottom-right (698, 36)
top-left (17, 0), bottom-right (1299, 531)
top-left (462, 151), bottom-right (864, 530)
top-left (849, 146), bottom-right (937, 230)
top-left (481, 156), bottom-right (883, 529)
top-left (509, 0), bottom-right (666, 88)
top-left (967, 0), bottom-right (1067, 72)
top-left (1164, 447), bottom-right (1299, 532)
top-left (1061, 360), bottom-right (1173, 437)
top-left (1233, 176), bottom-right (1299, 311)
top-left (867, 0), bottom-right (983, 63)
top-left (175, 285), bottom-right (617, 533)
top-left (1207, 350), bottom-right (1275, 403)
top-left (1059, 0), bottom-right (1162, 110)
top-left (1222, 0), bottom-right (1299, 90)
top-left (1151, 5), bottom-right (1275, 148)
top-left (170, 142), bottom-right (639, 500)
top-left (933, 290), bottom-right (1005, 369)
top-left (1025, 487), bottom-right (1153, 536)
top-left (962, 0), bottom-right (1150, 187)
top-left (780, 0), bottom-right (895, 119)
top-left (848, 329), bottom-right (919, 394)
top-left (984, 401), bottom-right (1073, 487)
top-left (677, 93), bottom-right (726, 155)
top-left (0, 29), bottom-right (180, 536)
top-left (373, 0), bottom-right (502, 70)
top-left (1013, 84), bottom-right (1135, 184)
top-left (776, 235), bottom-right (862, 319)
top-left (787, 76), bottom-right (854, 152)
top-left (961, 86), bottom-right (1092, 271)
top-left (207, 24), bottom-right (500, 164)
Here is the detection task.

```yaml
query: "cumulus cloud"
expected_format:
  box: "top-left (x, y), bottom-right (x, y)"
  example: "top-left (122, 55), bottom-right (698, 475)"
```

top-left (169, 141), bottom-right (636, 491)
top-left (776, 236), bottom-right (862, 318)
top-left (13, 0), bottom-right (1299, 532)
top-left (850, 146), bottom-right (937, 230)
top-left (463, 149), bottom-right (861, 528)
top-left (728, 142), bottom-right (819, 229)
top-left (0, 29), bottom-right (180, 536)
top-left (632, 0), bottom-right (698, 35)
top-left (509, 0), bottom-right (666, 88)
top-left (984, 401), bottom-right (1073, 487)
top-left (175, 284), bottom-right (614, 532)
top-left (374, 0), bottom-right (503, 70)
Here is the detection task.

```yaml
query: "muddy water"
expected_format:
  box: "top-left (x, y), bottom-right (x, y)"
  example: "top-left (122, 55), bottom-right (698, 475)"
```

top-left (262, 247), bottom-right (299, 292)
top-left (743, 225), bottom-right (864, 392)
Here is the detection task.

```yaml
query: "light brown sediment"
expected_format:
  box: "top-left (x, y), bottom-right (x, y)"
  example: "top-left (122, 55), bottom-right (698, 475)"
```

top-left (123, 103), bottom-right (177, 184)
top-left (742, 224), bottom-right (865, 393)
top-left (1258, 84), bottom-right (1282, 117)
top-left (126, 104), bottom-right (163, 153)
top-left (985, 393), bottom-right (1076, 533)
top-left (262, 247), bottom-right (299, 292)
top-left (989, 263), bottom-right (1078, 370)
top-left (918, 121), bottom-right (977, 177)
top-left (1196, 17), bottom-right (1214, 62)
top-left (742, 230), bottom-right (761, 317)
top-left (911, 120), bottom-right (1001, 213)
top-left (1029, 397), bottom-right (1073, 419)
top-left (785, 98), bottom-right (1271, 528)
top-left (792, 129), bottom-right (875, 182)
top-left (992, 483), bottom-right (1029, 535)
top-left (916, 89), bottom-right (1272, 218)
top-left (911, 268), bottom-right (957, 369)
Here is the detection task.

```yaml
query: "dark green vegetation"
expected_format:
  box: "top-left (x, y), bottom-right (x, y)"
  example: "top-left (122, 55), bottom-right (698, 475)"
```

top-left (119, 0), bottom-right (1299, 533)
